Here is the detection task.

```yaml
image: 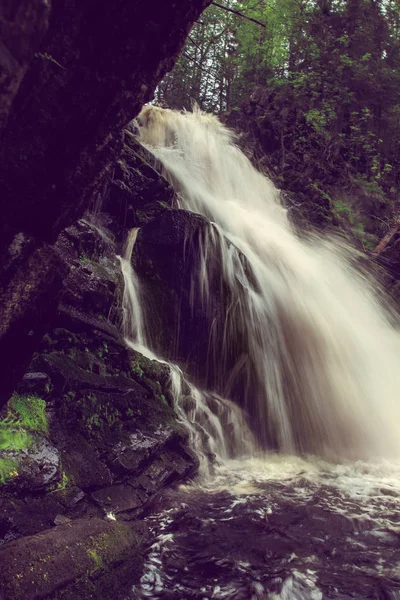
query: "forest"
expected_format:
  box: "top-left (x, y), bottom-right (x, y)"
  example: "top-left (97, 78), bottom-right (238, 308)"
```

top-left (159, 0), bottom-right (400, 256)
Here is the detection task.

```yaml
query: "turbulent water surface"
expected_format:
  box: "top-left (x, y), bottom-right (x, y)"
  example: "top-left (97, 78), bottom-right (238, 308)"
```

top-left (131, 457), bottom-right (400, 599)
top-left (119, 105), bottom-right (400, 598)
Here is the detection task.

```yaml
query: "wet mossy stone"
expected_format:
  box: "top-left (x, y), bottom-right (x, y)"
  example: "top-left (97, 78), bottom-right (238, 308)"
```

top-left (0, 519), bottom-right (147, 600)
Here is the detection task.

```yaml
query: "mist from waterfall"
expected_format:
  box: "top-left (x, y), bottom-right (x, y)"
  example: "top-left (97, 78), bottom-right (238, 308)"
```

top-left (137, 104), bottom-right (400, 460)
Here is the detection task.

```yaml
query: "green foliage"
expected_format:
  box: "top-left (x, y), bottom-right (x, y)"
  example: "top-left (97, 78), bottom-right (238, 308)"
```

top-left (332, 199), bottom-right (353, 220)
top-left (97, 341), bottom-right (109, 359)
top-left (352, 175), bottom-right (386, 198)
top-left (156, 0), bottom-right (400, 244)
top-left (9, 394), bottom-right (48, 435)
top-left (56, 470), bottom-right (70, 491)
top-left (0, 457), bottom-right (18, 484)
top-left (0, 419), bottom-right (31, 452)
top-left (72, 393), bottom-right (122, 439)
top-left (0, 394), bottom-right (48, 486)
top-left (130, 360), bottom-right (144, 377)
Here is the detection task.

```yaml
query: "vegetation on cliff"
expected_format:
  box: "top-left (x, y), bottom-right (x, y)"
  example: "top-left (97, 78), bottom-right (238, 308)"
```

top-left (157, 0), bottom-right (400, 254)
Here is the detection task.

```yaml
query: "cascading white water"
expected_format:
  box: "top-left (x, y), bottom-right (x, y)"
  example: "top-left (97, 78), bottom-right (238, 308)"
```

top-left (137, 104), bottom-right (400, 460)
top-left (118, 229), bottom-right (255, 477)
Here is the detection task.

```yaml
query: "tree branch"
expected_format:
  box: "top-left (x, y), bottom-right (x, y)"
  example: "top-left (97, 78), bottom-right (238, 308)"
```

top-left (212, 2), bottom-right (266, 28)
top-left (183, 52), bottom-right (222, 80)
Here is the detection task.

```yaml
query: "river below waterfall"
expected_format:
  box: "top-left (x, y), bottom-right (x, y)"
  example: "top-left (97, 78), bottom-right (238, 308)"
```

top-left (131, 456), bottom-right (400, 599)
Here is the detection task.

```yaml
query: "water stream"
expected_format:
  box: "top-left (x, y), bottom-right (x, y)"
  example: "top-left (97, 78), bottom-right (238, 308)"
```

top-left (119, 106), bottom-right (400, 598)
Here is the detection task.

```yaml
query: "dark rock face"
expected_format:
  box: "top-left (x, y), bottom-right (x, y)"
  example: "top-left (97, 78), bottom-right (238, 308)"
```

top-left (0, 237), bottom-right (68, 408)
top-left (0, 0), bottom-right (51, 132)
top-left (0, 137), bottom-right (202, 595)
top-left (0, 0), bottom-right (211, 411)
top-left (103, 136), bottom-right (175, 245)
top-left (133, 209), bottom-right (258, 408)
top-left (5, 435), bottom-right (60, 492)
top-left (133, 209), bottom-right (216, 378)
top-left (0, 210), bottom-right (198, 552)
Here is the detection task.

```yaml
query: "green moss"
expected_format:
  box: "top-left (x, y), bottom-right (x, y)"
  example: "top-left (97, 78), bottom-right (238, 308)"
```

top-left (9, 394), bottom-right (48, 435)
top-left (0, 419), bottom-right (31, 452)
top-left (0, 394), bottom-right (49, 486)
top-left (72, 393), bottom-right (122, 440)
top-left (0, 457), bottom-right (19, 484)
top-left (87, 549), bottom-right (104, 573)
top-left (157, 201), bottom-right (171, 209)
top-left (56, 470), bottom-right (70, 491)
top-left (130, 360), bottom-right (144, 377)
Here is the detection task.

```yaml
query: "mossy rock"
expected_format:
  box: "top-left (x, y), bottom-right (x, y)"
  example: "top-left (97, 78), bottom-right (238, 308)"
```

top-left (0, 519), bottom-right (147, 600)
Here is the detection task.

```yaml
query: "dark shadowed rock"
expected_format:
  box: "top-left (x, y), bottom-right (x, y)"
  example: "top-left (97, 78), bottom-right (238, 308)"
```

top-left (103, 135), bottom-right (176, 244)
top-left (133, 209), bottom-right (212, 372)
top-left (0, 0), bottom-right (51, 132)
top-left (133, 209), bottom-right (256, 401)
top-left (0, 0), bottom-right (212, 249)
top-left (92, 484), bottom-right (143, 515)
top-left (18, 372), bottom-right (51, 397)
top-left (0, 239), bottom-right (68, 407)
top-left (0, 0), bottom-right (211, 411)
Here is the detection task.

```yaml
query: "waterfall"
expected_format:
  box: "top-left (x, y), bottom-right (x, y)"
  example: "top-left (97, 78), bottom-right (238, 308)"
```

top-left (118, 229), bottom-right (255, 477)
top-left (136, 104), bottom-right (400, 461)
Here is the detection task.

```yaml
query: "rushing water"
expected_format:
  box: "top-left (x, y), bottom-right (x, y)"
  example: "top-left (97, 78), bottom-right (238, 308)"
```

top-left (119, 106), bottom-right (400, 598)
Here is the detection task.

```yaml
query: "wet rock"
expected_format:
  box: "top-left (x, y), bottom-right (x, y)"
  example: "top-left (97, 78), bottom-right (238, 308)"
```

top-left (55, 219), bottom-right (121, 316)
top-left (0, 145), bottom-right (201, 554)
top-left (7, 495), bottom-right (65, 539)
top-left (17, 371), bottom-right (51, 397)
top-left (92, 484), bottom-right (142, 515)
top-left (133, 209), bottom-right (214, 375)
top-left (53, 514), bottom-right (71, 525)
top-left (108, 428), bottom-right (176, 475)
top-left (141, 452), bottom-right (194, 488)
top-left (104, 135), bottom-right (175, 243)
top-left (37, 352), bottom-right (144, 395)
top-left (2, 435), bottom-right (60, 492)
top-left (59, 435), bottom-right (113, 492)
top-left (133, 209), bottom-right (255, 399)
top-left (0, 518), bottom-right (147, 600)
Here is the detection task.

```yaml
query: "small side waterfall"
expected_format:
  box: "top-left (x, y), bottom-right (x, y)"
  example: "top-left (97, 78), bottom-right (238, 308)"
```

top-left (118, 230), bottom-right (255, 477)
top-left (136, 104), bottom-right (400, 461)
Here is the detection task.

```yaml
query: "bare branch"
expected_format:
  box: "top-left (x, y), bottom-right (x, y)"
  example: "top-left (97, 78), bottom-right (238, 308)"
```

top-left (182, 52), bottom-right (222, 80)
top-left (212, 1), bottom-right (266, 28)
